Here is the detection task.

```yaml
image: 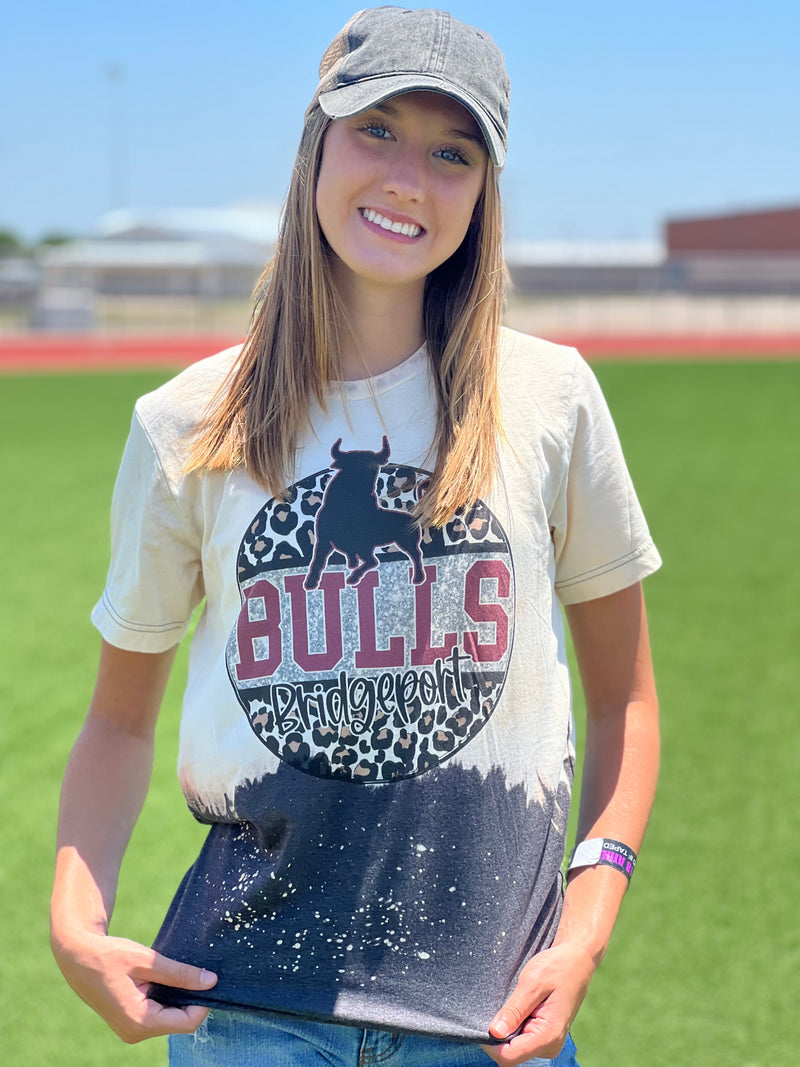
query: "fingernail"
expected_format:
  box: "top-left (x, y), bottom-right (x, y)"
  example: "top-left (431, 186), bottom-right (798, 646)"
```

top-left (491, 1016), bottom-right (510, 1039)
top-left (201, 969), bottom-right (217, 985)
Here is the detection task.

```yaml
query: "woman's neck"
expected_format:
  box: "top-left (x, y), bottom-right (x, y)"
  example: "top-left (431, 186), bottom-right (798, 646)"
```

top-left (332, 267), bottom-right (426, 381)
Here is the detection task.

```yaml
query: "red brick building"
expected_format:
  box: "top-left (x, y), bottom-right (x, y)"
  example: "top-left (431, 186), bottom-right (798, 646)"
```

top-left (664, 205), bottom-right (800, 293)
top-left (666, 205), bottom-right (800, 254)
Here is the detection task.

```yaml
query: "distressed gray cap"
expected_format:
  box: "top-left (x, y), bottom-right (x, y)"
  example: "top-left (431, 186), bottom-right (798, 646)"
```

top-left (315, 6), bottom-right (510, 167)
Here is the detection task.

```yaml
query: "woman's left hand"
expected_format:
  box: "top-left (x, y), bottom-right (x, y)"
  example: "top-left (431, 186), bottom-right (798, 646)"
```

top-left (480, 941), bottom-right (595, 1065)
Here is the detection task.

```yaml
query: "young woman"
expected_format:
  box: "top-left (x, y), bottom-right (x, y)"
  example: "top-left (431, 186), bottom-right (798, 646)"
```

top-left (51, 9), bottom-right (661, 1067)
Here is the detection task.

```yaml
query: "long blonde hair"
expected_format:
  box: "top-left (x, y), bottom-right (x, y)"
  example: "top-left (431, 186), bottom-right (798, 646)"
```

top-left (187, 101), bottom-right (505, 528)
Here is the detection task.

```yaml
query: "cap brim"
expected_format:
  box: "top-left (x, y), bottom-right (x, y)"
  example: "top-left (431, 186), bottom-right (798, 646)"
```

top-left (318, 75), bottom-right (506, 167)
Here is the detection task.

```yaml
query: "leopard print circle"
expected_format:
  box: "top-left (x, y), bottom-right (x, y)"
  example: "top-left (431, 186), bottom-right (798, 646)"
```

top-left (226, 440), bottom-right (514, 783)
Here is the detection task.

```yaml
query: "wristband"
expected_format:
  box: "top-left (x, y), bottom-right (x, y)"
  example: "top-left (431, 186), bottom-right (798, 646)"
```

top-left (568, 838), bottom-right (637, 879)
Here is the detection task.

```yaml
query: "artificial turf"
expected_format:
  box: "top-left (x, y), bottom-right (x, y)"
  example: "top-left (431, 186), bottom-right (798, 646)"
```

top-left (1, 360), bottom-right (797, 1066)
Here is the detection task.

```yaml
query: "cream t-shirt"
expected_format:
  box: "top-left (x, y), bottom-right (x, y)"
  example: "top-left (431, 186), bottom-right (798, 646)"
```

top-left (93, 328), bottom-right (660, 1041)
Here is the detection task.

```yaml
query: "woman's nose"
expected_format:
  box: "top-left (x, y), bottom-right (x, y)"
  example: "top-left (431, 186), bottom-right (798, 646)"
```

top-left (381, 152), bottom-right (426, 202)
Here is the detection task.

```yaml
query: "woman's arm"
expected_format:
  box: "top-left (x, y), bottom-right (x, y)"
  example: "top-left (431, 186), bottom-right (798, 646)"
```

top-left (484, 582), bottom-right (659, 1065)
top-left (51, 639), bottom-right (217, 1044)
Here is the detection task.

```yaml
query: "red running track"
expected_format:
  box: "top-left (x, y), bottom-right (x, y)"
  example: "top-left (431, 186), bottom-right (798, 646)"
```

top-left (0, 335), bottom-right (243, 373)
top-left (1, 333), bottom-right (799, 373)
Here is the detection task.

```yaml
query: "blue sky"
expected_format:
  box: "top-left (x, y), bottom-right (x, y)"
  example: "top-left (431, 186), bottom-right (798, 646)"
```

top-left (1, 0), bottom-right (798, 243)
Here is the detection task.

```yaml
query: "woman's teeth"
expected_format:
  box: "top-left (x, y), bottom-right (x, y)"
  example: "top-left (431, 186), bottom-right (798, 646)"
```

top-left (361, 209), bottom-right (421, 237)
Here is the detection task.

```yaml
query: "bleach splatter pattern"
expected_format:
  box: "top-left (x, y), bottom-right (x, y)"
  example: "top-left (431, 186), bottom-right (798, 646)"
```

top-left (150, 762), bottom-right (572, 1041)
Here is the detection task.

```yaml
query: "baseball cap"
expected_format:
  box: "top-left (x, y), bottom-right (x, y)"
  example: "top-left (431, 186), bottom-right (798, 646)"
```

top-left (314, 7), bottom-right (510, 167)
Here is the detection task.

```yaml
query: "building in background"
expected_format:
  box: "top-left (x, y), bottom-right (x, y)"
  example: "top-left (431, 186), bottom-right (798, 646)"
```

top-left (31, 204), bottom-right (280, 330)
top-left (664, 205), bottom-right (800, 294)
top-left (505, 204), bottom-right (800, 296)
top-left (505, 240), bottom-right (664, 295)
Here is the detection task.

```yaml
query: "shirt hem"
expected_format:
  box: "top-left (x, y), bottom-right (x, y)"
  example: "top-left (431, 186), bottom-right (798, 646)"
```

top-left (91, 594), bottom-right (189, 652)
top-left (147, 987), bottom-right (496, 1045)
top-left (556, 541), bottom-right (662, 605)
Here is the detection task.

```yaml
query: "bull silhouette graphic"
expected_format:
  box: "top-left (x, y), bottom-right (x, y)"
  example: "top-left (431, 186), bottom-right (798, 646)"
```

top-left (304, 437), bottom-right (425, 590)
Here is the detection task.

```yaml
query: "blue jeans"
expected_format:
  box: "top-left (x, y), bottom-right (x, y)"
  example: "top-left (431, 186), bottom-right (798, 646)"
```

top-left (168, 1010), bottom-right (579, 1066)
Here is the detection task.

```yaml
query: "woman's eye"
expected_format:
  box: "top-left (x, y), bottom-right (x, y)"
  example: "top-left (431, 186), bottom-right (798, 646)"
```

top-left (362, 123), bottom-right (393, 140)
top-left (436, 146), bottom-right (470, 166)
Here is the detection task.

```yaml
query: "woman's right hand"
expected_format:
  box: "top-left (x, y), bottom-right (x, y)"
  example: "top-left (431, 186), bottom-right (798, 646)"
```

top-left (52, 928), bottom-right (218, 1043)
top-left (52, 642), bottom-right (211, 1042)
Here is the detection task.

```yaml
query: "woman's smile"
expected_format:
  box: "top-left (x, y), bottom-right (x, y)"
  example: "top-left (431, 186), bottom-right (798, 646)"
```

top-left (359, 207), bottom-right (424, 240)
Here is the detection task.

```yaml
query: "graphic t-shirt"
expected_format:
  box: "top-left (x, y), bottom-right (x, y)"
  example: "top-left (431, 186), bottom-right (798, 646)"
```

top-left (92, 329), bottom-right (661, 1042)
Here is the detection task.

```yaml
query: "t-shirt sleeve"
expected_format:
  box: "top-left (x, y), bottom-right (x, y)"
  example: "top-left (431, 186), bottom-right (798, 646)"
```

top-left (90, 408), bottom-right (204, 652)
top-left (552, 354), bottom-right (661, 604)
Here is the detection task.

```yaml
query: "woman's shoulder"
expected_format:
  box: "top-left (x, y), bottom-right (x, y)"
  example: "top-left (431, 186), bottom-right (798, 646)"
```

top-left (498, 325), bottom-right (584, 379)
top-left (496, 327), bottom-right (613, 453)
top-left (133, 344), bottom-right (243, 441)
top-left (498, 325), bottom-right (587, 401)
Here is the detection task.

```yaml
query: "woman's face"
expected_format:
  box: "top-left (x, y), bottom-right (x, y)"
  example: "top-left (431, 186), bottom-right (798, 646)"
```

top-left (315, 91), bottom-right (488, 299)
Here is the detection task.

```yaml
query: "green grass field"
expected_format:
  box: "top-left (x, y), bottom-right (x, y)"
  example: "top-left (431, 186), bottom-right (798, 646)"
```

top-left (1, 360), bottom-right (798, 1066)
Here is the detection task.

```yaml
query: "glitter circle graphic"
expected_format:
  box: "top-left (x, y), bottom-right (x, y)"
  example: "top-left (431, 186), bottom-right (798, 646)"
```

top-left (226, 440), bottom-right (514, 783)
